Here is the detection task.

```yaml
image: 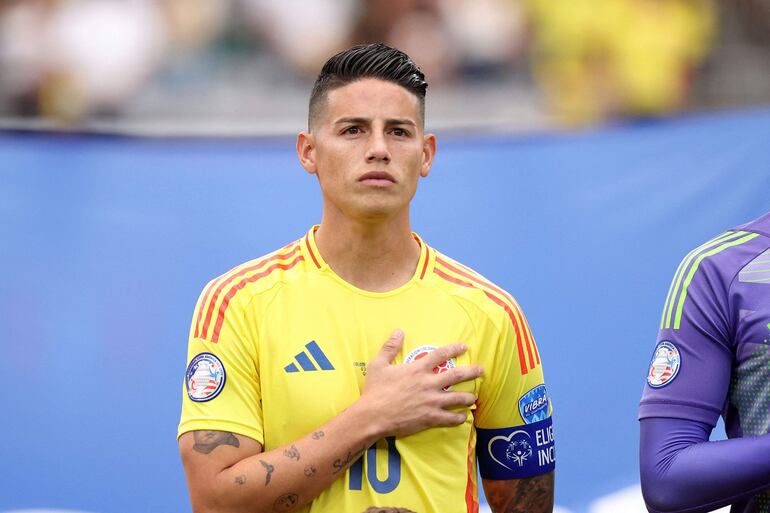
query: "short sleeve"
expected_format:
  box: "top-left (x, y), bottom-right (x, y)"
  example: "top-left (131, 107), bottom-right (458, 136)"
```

top-left (474, 305), bottom-right (554, 479)
top-left (639, 256), bottom-right (733, 427)
top-left (178, 282), bottom-right (264, 444)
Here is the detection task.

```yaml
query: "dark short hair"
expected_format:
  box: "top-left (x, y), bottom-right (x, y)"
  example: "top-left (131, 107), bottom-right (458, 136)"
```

top-left (308, 43), bottom-right (427, 130)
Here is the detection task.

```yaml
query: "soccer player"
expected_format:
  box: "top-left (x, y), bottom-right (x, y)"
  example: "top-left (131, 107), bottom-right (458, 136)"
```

top-left (178, 43), bottom-right (554, 513)
top-left (640, 211), bottom-right (770, 513)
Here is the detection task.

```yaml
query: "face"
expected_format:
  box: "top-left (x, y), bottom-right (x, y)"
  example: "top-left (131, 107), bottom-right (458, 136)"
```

top-left (297, 78), bottom-right (436, 222)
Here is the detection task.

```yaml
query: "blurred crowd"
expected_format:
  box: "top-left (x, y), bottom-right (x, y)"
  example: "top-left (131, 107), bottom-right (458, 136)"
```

top-left (0, 0), bottom-right (767, 128)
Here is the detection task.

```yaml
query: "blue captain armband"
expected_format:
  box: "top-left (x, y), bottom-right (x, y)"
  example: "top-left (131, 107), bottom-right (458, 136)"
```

top-left (477, 416), bottom-right (555, 479)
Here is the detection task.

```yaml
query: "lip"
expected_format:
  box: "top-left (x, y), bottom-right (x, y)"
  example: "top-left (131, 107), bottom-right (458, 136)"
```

top-left (358, 171), bottom-right (396, 183)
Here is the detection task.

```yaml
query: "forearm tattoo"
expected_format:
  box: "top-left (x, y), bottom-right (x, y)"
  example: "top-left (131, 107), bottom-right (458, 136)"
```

top-left (312, 430), bottom-right (325, 440)
top-left (259, 459), bottom-right (275, 486)
top-left (486, 472), bottom-right (555, 513)
top-left (273, 493), bottom-right (299, 511)
top-left (304, 464), bottom-right (317, 477)
top-left (234, 474), bottom-right (247, 485)
top-left (192, 431), bottom-right (240, 454)
top-left (283, 445), bottom-right (300, 461)
top-left (332, 446), bottom-right (365, 474)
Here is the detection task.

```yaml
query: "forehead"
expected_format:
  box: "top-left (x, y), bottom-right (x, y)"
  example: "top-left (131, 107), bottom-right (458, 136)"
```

top-left (323, 78), bottom-right (421, 123)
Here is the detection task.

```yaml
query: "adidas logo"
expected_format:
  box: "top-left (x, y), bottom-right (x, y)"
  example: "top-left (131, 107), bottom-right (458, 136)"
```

top-left (284, 341), bottom-right (335, 372)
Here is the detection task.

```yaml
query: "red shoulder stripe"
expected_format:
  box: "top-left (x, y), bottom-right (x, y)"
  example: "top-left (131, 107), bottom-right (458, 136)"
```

top-left (419, 246), bottom-right (430, 280)
top-left (465, 432), bottom-right (478, 513)
top-left (305, 231), bottom-right (321, 269)
top-left (435, 256), bottom-right (536, 370)
top-left (523, 315), bottom-right (540, 364)
top-left (482, 290), bottom-right (530, 376)
top-left (198, 244), bottom-right (301, 339)
top-left (433, 266), bottom-right (529, 375)
top-left (211, 254), bottom-right (304, 343)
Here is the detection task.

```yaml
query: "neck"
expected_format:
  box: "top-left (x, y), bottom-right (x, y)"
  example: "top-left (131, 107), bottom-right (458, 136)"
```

top-left (315, 207), bottom-right (421, 293)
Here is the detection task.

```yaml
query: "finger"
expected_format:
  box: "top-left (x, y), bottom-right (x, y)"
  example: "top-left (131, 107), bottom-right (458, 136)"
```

top-left (417, 343), bottom-right (467, 370)
top-left (435, 365), bottom-right (483, 389)
top-left (369, 329), bottom-right (405, 369)
top-left (439, 391), bottom-right (477, 409)
top-left (430, 410), bottom-right (468, 428)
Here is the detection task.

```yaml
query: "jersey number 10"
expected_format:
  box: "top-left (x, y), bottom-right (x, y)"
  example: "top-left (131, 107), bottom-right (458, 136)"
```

top-left (348, 437), bottom-right (401, 493)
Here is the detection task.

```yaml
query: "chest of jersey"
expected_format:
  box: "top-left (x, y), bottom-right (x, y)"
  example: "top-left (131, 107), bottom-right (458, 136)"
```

top-left (256, 275), bottom-right (478, 448)
top-left (729, 284), bottom-right (770, 436)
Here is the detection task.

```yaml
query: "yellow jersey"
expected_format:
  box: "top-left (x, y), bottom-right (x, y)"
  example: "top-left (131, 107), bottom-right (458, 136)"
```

top-left (179, 227), bottom-right (554, 512)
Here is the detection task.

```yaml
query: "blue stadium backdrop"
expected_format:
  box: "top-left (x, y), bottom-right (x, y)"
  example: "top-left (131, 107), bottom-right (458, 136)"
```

top-left (1, 107), bottom-right (769, 513)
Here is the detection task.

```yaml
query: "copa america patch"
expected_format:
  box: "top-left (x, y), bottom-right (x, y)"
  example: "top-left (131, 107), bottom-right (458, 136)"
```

top-left (518, 385), bottom-right (549, 424)
top-left (186, 352), bottom-right (226, 402)
top-left (647, 340), bottom-right (681, 388)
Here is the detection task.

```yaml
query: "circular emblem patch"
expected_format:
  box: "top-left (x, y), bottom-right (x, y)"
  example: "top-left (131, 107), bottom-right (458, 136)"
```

top-left (404, 345), bottom-right (456, 374)
top-left (405, 345), bottom-right (456, 390)
top-left (647, 341), bottom-right (681, 388)
top-left (186, 352), bottom-right (226, 402)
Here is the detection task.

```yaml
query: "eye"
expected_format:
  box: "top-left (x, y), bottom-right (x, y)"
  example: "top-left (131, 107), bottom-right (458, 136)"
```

top-left (343, 126), bottom-right (361, 135)
top-left (391, 127), bottom-right (409, 137)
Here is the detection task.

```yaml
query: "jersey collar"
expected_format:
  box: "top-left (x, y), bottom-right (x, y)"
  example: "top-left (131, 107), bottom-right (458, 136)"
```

top-left (301, 225), bottom-right (434, 292)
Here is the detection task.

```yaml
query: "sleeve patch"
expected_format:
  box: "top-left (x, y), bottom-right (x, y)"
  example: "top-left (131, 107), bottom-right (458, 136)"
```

top-left (518, 384), bottom-right (549, 424)
top-left (646, 341), bottom-right (682, 388)
top-left (477, 416), bottom-right (555, 479)
top-left (185, 352), bottom-right (227, 402)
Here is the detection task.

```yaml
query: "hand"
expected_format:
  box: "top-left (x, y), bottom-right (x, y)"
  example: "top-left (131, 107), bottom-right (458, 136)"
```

top-left (359, 329), bottom-right (482, 438)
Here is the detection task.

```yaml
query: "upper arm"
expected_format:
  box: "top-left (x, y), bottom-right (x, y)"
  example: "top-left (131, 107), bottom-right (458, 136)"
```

top-left (178, 282), bottom-right (266, 508)
top-left (179, 431), bottom-right (263, 509)
top-left (639, 252), bottom-right (734, 426)
top-left (482, 472), bottom-right (555, 513)
top-left (179, 281), bottom-right (265, 443)
top-left (474, 302), bottom-right (555, 482)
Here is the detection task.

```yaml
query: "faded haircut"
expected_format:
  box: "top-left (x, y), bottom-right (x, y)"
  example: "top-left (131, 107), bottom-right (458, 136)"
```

top-left (308, 43), bottom-right (427, 130)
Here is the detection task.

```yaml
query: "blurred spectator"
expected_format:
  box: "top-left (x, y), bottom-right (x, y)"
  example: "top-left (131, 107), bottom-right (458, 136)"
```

top-left (525, 0), bottom-right (715, 125)
top-left (2, 0), bottom-right (765, 130)
top-left (0, 0), bottom-right (168, 121)
top-left (240, 0), bottom-right (356, 76)
top-left (350, 0), bottom-right (526, 83)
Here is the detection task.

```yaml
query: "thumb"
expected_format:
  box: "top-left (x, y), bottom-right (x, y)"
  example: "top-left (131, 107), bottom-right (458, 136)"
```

top-left (370, 329), bottom-right (405, 368)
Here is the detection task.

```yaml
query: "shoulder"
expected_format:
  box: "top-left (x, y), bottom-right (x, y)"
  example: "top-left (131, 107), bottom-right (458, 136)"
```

top-left (429, 250), bottom-right (543, 382)
top-left (429, 249), bottom-right (528, 332)
top-left (208, 239), bottom-right (306, 299)
top-left (661, 228), bottom-right (770, 331)
top-left (734, 210), bottom-right (770, 239)
top-left (191, 239), bottom-right (307, 341)
top-left (676, 228), bottom-right (770, 285)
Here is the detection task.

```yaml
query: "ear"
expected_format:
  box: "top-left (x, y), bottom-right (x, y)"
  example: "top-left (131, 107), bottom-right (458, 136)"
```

top-left (420, 133), bottom-right (436, 178)
top-left (296, 131), bottom-right (317, 175)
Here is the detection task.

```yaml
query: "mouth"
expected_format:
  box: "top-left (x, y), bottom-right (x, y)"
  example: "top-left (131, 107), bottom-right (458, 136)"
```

top-left (358, 171), bottom-right (396, 186)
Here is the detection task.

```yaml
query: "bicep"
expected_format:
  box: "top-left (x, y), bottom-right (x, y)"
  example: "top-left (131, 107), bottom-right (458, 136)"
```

top-left (179, 430), bottom-right (263, 506)
top-left (482, 472), bottom-right (554, 513)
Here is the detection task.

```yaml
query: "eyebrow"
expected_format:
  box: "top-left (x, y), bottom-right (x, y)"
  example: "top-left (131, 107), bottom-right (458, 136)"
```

top-left (333, 117), bottom-right (417, 127)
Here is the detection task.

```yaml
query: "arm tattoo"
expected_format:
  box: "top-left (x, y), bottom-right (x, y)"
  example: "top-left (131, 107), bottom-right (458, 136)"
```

top-left (273, 493), bottom-right (299, 511)
top-left (332, 446), bottom-right (365, 474)
top-left (304, 464), bottom-right (317, 477)
top-left (312, 430), bottom-right (324, 440)
top-left (486, 472), bottom-right (554, 513)
top-left (283, 444), bottom-right (300, 461)
top-left (259, 459), bottom-right (275, 486)
top-left (192, 431), bottom-right (240, 454)
top-left (234, 474), bottom-right (246, 485)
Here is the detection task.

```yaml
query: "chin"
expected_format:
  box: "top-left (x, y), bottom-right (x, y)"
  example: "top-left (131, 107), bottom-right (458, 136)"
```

top-left (350, 201), bottom-right (404, 221)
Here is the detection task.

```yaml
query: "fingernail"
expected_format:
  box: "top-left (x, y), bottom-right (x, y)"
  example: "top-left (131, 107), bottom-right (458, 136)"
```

top-left (394, 328), bottom-right (404, 337)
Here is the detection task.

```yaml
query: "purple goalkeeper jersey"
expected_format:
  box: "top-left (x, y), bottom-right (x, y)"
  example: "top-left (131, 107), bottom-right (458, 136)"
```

top-left (640, 211), bottom-right (770, 513)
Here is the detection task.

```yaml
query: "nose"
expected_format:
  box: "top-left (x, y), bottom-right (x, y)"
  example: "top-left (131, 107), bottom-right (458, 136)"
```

top-left (365, 131), bottom-right (390, 164)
